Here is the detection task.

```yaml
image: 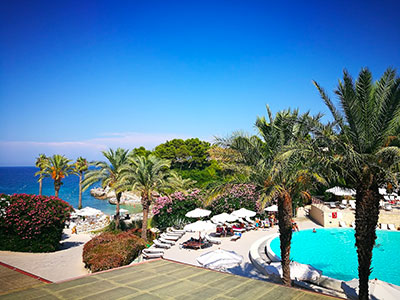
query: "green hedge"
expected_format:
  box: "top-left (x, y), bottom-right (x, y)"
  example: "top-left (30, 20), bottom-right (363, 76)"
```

top-left (0, 193), bottom-right (73, 252)
top-left (82, 230), bottom-right (146, 273)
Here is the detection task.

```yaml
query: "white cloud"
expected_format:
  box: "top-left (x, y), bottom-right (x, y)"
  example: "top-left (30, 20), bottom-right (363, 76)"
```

top-left (0, 132), bottom-right (201, 166)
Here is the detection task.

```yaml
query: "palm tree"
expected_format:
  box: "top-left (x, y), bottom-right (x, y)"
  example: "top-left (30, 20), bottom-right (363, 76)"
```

top-left (74, 157), bottom-right (88, 209)
top-left (35, 154), bottom-right (49, 195)
top-left (119, 154), bottom-right (171, 241)
top-left (40, 154), bottom-right (73, 197)
top-left (82, 148), bottom-right (129, 229)
top-left (216, 107), bottom-right (325, 286)
top-left (313, 68), bottom-right (400, 300)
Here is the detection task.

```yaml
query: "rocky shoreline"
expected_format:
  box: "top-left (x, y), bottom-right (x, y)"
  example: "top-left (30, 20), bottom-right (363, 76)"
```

top-left (90, 187), bottom-right (141, 205)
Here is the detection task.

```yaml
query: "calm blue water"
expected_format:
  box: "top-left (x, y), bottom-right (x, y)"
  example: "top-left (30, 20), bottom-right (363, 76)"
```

top-left (0, 167), bottom-right (138, 215)
top-left (270, 228), bottom-right (400, 286)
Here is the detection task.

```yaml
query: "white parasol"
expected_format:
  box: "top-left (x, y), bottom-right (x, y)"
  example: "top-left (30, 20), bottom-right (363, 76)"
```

top-left (196, 249), bottom-right (243, 270)
top-left (185, 208), bottom-right (212, 218)
top-left (265, 261), bottom-right (322, 282)
top-left (75, 207), bottom-right (103, 217)
top-left (264, 205), bottom-right (278, 212)
top-left (342, 278), bottom-right (400, 300)
top-left (326, 186), bottom-right (356, 196)
top-left (231, 208), bottom-right (256, 218)
top-left (184, 220), bottom-right (216, 232)
top-left (211, 213), bottom-right (237, 224)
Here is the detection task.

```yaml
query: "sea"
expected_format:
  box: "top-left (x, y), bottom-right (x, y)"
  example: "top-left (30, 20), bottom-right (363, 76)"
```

top-left (0, 167), bottom-right (138, 215)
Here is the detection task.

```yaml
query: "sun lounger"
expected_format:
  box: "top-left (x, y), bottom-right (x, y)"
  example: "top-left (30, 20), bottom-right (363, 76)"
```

top-left (144, 247), bottom-right (165, 253)
top-left (168, 227), bottom-right (185, 234)
top-left (329, 202), bottom-right (337, 209)
top-left (351, 222), bottom-right (355, 228)
top-left (231, 235), bottom-right (241, 241)
top-left (384, 204), bottom-right (393, 211)
top-left (388, 224), bottom-right (396, 230)
top-left (381, 223), bottom-right (388, 230)
top-left (339, 200), bottom-right (347, 209)
top-left (339, 221), bottom-right (346, 227)
top-left (153, 240), bottom-right (171, 249)
top-left (232, 227), bottom-right (246, 233)
top-left (159, 238), bottom-right (175, 245)
top-left (160, 233), bottom-right (180, 241)
top-left (142, 251), bottom-right (163, 259)
top-left (205, 234), bottom-right (221, 244)
top-left (350, 203), bottom-right (356, 210)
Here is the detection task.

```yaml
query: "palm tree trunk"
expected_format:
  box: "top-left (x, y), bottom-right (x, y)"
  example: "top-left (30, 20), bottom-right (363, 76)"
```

top-left (78, 173), bottom-right (83, 209)
top-left (277, 191), bottom-right (293, 286)
top-left (115, 192), bottom-right (121, 229)
top-left (141, 193), bottom-right (149, 241)
top-left (39, 178), bottom-right (43, 196)
top-left (355, 174), bottom-right (380, 300)
top-left (54, 180), bottom-right (60, 198)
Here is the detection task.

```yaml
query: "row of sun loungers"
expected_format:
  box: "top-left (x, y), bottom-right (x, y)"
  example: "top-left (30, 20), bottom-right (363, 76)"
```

top-left (143, 228), bottom-right (186, 258)
top-left (380, 223), bottom-right (396, 230)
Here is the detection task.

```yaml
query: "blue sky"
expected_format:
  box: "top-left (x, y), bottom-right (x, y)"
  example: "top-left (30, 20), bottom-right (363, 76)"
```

top-left (1, 0), bottom-right (399, 166)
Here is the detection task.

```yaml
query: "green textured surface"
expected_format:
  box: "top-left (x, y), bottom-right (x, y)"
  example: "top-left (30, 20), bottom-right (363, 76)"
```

top-left (0, 260), bottom-right (336, 299)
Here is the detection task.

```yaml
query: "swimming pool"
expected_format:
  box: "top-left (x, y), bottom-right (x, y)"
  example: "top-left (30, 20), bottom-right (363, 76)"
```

top-left (269, 228), bottom-right (400, 286)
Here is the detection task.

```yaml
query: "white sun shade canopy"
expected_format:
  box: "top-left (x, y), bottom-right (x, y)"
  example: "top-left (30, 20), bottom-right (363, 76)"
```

top-left (183, 220), bottom-right (216, 232)
top-left (185, 208), bottom-right (212, 218)
top-left (211, 213), bottom-right (238, 224)
top-left (196, 249), bottom-right (243, 270)
top-left (342, 278), bottom-right (400, 300)
top-left (231, 208), bottom-right (256, 218)
top-left (326, 186), bottom-right (356, 196)
top-left (264, 205), bottom-right (278, 212)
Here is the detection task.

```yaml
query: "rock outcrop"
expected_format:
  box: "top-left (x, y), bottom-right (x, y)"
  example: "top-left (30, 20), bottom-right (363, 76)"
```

top-left (90, 187), bottom-right (141, 205)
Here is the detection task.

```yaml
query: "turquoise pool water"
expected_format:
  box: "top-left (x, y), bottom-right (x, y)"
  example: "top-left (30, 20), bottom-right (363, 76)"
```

top-left (270, 228), bottom-right (400, 286)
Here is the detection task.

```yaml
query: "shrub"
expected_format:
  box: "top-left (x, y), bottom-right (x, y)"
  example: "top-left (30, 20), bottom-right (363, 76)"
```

top-left (82, 230), bottom-right (146, 273)
top-left (206, 184), bottom-right (260, 215)
top-left (152, 189), bottom-right (202, 229)
top-left (0, 193), bottom-right (73, 252)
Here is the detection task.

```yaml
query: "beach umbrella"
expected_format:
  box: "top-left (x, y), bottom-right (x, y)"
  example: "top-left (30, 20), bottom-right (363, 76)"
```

top-left (231, 208), bottom-right (256, 218)
top-left (184, 220), bottom-right (216, 232)
top-left (196, 249), bottom-right (243, 270)
top-left (185, 208), bottom-right (211, 218)
top-left (211, 213), bottom-right (237, 224)
top-left (326, 186), bottom-right (356, 196)
top-left (76, 207), bottom-right (102, 217)
top-left (379, 188), bottom-right (388, 195)
top-left (119, 208), bottom-right (129, 216)
top-left (264, 205), bottom-right (278, 212)
top-left (342, 278), bottom-right (400, 300)
top-left (265, 261), bottom-right (322, 282)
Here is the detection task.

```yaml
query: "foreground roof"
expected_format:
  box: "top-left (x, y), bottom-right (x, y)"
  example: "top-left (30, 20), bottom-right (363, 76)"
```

top-left (0, 259), bottom-right (337, 299)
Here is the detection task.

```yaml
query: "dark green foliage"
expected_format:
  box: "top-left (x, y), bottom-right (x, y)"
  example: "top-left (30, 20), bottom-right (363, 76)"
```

top-left (154, 138), bottom-right (211, 170)
top-left (0, 193), bottom-right (73, 252)
top-left (130, 146), bottom-right (152, 157)
top-left (176, 160), bottom-right (224, 187)
top-left (82, 230), bottom-right (147, 273)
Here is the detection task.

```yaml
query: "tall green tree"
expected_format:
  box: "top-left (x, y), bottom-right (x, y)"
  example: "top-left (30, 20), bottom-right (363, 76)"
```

top-left (313, 68), bottom-right (400, 300)
top-left (40, 155), bottom-right (74, 197)
top-left (216, 107), bottom-right (325, 286)
top-left (119, 154), bottom-right (171, 241)
top-left (82, 148), bottom-right (129, 229)
top-left (35, 154), bottom-right (49, 196)
top-left (74, 157), bottom-right (88, 209)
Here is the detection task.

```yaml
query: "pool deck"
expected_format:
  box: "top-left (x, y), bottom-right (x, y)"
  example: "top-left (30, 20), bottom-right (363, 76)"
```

top-left (0, 259), bottom-right (339, 300)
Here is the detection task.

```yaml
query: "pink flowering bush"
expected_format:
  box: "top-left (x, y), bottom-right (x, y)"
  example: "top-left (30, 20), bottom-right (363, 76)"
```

top-left (0, 193), bottom-right (73, 252)
top-left (206, 184), bottom-right (260, 215)
top-left (152, 189), bottom-right (202, 229)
